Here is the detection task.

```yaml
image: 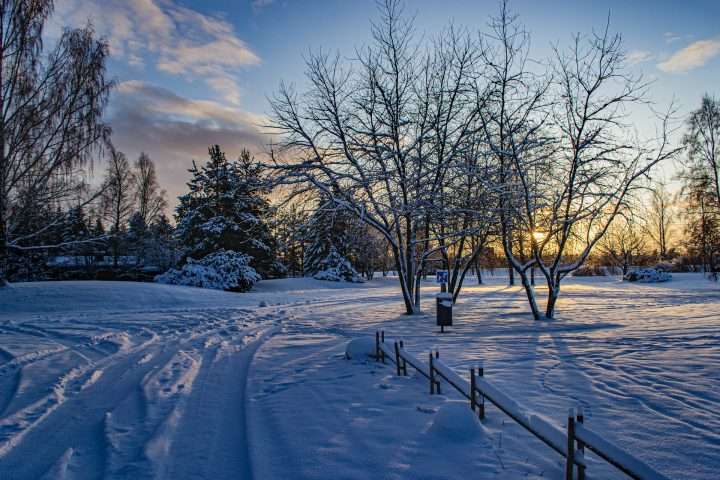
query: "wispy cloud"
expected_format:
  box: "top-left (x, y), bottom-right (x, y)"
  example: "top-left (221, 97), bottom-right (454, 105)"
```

top-left (663, 32), bottom-right (682, 44)
top-left (626, 50), bottom-right (654, 66)
top-left (55, 0), bottom-right (259, 105)
top-left (252, 0), bottom-right (276, 10)
top-left (658, 38), bottom-right (720, 73)
top-left (115, 81), bottom-right (267, 129)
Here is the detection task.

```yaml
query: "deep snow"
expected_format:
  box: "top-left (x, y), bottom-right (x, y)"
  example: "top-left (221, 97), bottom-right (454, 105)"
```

top-left (0, 274), bottom-right (718, 479)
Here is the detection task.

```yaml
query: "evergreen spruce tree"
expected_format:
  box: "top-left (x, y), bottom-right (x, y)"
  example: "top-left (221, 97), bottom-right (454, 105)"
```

top-left (63, 206), bottom-right (89, 247)
top-left (62, 206), bottom-right (91, 262)
top-left (274, 204), bottom-right (308, 276)
top-left (91, 217), bottom-right (107, 262)
top-left (146, 214), bottom-right (178, 270)
top-left (175, 145), bottom-right (280, 277)
top-left (303, 192), bottom-right (361, 281)
top-left (127, 212), bottom-right (148, 265)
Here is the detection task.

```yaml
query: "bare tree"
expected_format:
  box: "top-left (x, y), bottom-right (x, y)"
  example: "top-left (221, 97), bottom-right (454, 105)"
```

top-left (474, 1), bottom-right (551, 318)
top-left (134, 152), bottom-right (167, 226)
top-left (102, 149), bottom-right (135, 267)
top-left (437, 141), bottom-right (498, 302)
top-left (680, 95), bottom-right (720, 274)
top-left (481, 5), bottom-right (680, 319)
top-left (644, 181), bottom-right (675, 259)
top-left (270, 1), bottom-right (481, 313)
top-left (0, 0), bottom-right (113, 282)
top-left (680, 166), bottom-right (720, 274)
top-left (598, 212), bottom-right (646, 275)
top-left (683, 95), bottom-right (720, 208)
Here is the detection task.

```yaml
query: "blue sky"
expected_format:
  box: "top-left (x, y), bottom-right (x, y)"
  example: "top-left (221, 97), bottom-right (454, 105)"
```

top-left (53, 0), bottom-right (720, 204)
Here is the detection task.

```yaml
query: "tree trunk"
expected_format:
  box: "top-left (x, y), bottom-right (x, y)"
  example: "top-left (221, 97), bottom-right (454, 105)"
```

top-left (414, 267), bottom-right (422, 311)
top-left (393, 249), bottom-right (415, 314)
top-left (0, 220), bottom-right (7, 286)
top-left (0, 29), bottom-right (6, 287)
top-left (545, 278), bottom-right (560, 319)
top-left (519, 270), bottom-right (542, 319)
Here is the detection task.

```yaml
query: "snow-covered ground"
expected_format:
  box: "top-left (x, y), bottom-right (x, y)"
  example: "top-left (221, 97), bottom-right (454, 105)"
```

top-left (1, 274), bottom-right (717, 479)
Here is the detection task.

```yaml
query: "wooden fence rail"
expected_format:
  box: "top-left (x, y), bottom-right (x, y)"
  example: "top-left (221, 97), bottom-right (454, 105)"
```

top-left (373, 330), bottom-right (670, 480)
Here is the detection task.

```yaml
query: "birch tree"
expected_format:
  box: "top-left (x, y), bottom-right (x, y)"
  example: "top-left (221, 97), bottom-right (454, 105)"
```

top-left (683, 95), bottom-right (720, 209)
top-left (134, 152), bottom-right (167, 226)
top-left (0, 0), bottom-right (113, 283)
top-left (644, 181), bottom-right (674, 259)
top-left (101, 148), bottom-right (135, 268)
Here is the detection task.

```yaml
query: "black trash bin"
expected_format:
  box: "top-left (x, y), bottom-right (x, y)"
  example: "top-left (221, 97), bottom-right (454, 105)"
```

top-left (436, 292), bottom-right (453, 332)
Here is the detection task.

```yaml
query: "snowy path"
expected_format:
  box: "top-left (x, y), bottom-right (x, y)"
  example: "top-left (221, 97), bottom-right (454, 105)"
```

top-left (1, 276), bottom-right (718, 479)
top-left (0, 282), bottom-right (290, 479)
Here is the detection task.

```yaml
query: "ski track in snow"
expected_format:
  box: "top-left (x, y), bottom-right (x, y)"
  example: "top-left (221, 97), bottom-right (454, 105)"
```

top-left (0, 288), bottom-right (283, 480)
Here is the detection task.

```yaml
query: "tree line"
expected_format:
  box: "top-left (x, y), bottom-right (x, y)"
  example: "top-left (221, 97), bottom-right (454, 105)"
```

top-left (1, 0), bottom-right (719, 320)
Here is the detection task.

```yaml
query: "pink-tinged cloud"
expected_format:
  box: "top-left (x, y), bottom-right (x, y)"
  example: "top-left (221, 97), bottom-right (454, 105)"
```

top-left (626, 50), bottom-right (654, 66)
top-left (110, 81), bottom-right (269, 206)
top-left (658, 39), bottom-right (720, 73)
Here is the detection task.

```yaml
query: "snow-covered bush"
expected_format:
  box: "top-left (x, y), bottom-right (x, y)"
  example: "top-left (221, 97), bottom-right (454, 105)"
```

top-left (623, 268), bottom-right (672, 283)
top-left (312, 247), bottom-right (363, 283)
top-left (155, 250), bottom-right (260, 292)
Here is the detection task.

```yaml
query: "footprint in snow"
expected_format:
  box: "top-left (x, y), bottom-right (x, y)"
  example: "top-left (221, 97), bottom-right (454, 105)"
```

top-left (417, 406), bottom-right (437, 414)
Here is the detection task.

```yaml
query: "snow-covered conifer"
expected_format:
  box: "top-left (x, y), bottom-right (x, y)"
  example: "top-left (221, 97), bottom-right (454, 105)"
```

top-left (175, 146), bottom-right (280, 278)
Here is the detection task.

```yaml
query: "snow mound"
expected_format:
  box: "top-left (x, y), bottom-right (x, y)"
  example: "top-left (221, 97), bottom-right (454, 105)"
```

top-left (155, 250), bottom-right (261, 292)
top-left (345, 337), bottom-right (376, 360)
top-left (426, 401), bottom-right (483, 442)
top-left (623, 268), bottom-right (672, 283)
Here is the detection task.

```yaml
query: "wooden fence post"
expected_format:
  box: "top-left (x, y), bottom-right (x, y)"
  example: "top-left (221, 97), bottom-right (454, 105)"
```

top-left (380, 331), bottom-right (386, 363)
top-left (434, 350), bottom-right (441, 394)
top-left (394, 341), bottom-right (401, 376)
top-left (478, 362), bottom-right (485, 419)
top-left (576, 407), bottom-right (586, 480)
top-left (399, 340), bottom-right (407, 375)
top-left (470, 367), bottom-right (477, 413)
top-left (375, 331), bottom-right (380, 362)
top-left (566, 408), bottom-right (575, 480)
top-left (429, 352), bottom-right (435, 394)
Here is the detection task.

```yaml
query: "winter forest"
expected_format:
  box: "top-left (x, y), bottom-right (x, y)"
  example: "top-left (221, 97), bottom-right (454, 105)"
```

top-left (1, 0), bottom-right (719, 479)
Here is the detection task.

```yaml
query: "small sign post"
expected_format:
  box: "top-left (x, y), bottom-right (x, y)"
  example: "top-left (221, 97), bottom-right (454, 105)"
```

top-left (436, 270), bottom-right (448, 289)
top-left (435, 270), bottom-right (452, 333)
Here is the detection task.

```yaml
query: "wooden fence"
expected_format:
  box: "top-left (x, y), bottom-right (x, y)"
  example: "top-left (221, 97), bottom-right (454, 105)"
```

top-left (373, 330), bottom-right (670, 480)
